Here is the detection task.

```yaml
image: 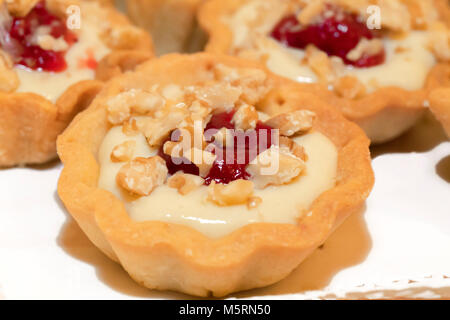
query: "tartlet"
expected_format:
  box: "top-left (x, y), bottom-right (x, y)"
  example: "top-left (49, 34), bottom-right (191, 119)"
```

top-left (57, 52), bottom-right (374, 297)
top-left (0, 0), bottom-right (153, 167)
top-left (126, 0), bottom-right (204, 55)
top-left (198, 0), bottom-right (450, 144)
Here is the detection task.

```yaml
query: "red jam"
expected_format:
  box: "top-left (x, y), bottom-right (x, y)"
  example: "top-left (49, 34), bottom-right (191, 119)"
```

top-left (271, 8), bottom-right (385, 68)
top-left (6, 0), bottom-right (77, 72)
top-left (158, 110), bottom-right (276, 185)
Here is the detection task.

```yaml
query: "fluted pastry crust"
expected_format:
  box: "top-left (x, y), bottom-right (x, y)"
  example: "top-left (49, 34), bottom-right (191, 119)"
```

top-left (0, 0), bottom-right (154, 167)
top-left (57, 53), bottom-right (374, 297)
top-left (198, 0), bottom-right (450, 144)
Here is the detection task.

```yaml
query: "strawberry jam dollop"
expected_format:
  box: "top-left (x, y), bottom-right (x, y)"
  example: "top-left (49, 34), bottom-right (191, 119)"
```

top-left (271, 8), bottom-right (385, 68)
top-left (158, 110), bottom-right (276, 185)
top-left (6, 0), bottom-right (78, 72)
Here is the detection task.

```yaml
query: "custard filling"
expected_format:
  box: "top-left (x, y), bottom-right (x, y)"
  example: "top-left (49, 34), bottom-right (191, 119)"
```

top-left (98, 126), bottom-right (338, 238)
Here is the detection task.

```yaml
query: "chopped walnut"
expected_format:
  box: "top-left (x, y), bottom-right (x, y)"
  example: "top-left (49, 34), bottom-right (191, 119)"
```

top-left (116, 156), bottom-right (168, 196)
top-left (212, 128), bottom-right (234, 148)
top-left (161, 84), bottom-right (184, 101)
top-left (247, 196), bottom-right (262, 210)
top-left (207, 180), bottom-right (254, 206)
top-left (346, 38), bottom-right (384, 62)
top-left (334, 75), bottom-right (366, 99)
top-left (5, 0), bottom-right (39, 16)
top-left (279, 136), bottom-right (308, 161)
top-left (232, 103), bottom-right (258, 130)
top-left (296, 0), bottom-right (326, 25)
top-left (110, 141), bottom-right (136, 162)
top-left (0, 51), bottom-right (19, 93)
top-left (32, 26), bottom-right (68, 52)
top-left (194, 82), bottom-right (242, 112)
top-left (106, 89), bottom-right (165, 125)
top-left (305, 45), bottom-right (338, 83)
top-left (142, 106), bottom-right (189, 146)
top-left (189, 100), bottom-right (212, 124)
top-left (183, 148), bottom-right (216, 177)
top-left (429, 22), bottom-right (450, 62)
top-left (376, 0), bottom-right (411, 32)
top-left (247, 146), bottom-right (306, 189)
top-left (214, 64), bottom-right (269, 104)
top-left (168, 172), bottom-right (204, 195)
top-left (265, 110), bottom-right (315, 136)
top-left (122, 118), bottom-right (140, 136)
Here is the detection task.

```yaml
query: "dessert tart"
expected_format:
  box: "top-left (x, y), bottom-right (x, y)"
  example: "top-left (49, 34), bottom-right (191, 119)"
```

top-left (198, 0), bottom-right (450, 144)
top-left (429, 88), bottom-right (450, 137)
top-left (57, 53), bottom-right (374, 296)
top-left (0, 0), bottom-right (153, 167)
top-left (126, 0), bottom-right (204, 55)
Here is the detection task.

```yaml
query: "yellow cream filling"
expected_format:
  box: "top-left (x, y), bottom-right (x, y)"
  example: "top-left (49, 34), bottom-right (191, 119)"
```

top-left (15, 12), bottom-right (110, 102)
top-left (97, 125), bottom-right (338, 238)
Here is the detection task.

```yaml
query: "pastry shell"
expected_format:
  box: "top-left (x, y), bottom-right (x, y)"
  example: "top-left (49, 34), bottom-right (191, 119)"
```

top-left (429, 87), bottom-right (450, 137)
top-left (57, 53), bottom-right (374, 297)
top-left (0, 0), bottom-right (154, 167)
top-left (126, 0), bottom-right (204, 55)
top-left (198, 0), bottom-right (450, 144)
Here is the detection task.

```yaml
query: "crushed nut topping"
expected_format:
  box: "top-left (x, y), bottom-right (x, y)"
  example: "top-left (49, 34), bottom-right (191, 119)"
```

top-left (106, 89), bottom-right (165, 125)
top-left (305, 45), bottom-right (341, 83)
top-left (0, 50), bottom-right (19, 92)
top-left (168, 172), bottom-right (204, 195)
top-left (142, 105), bottom-right (189, 146)
top-left (111, 141), bottom-right (136, 162)
top-left (194, 82), bottom-right (242, 112)
top-left (116, 156), bottom-right (168, 196)
top-left (207, 179), bottom-right (254, 206)
top-left (182, 148), bottom-right (216, 177)
top-left (32, 26), bottom-right (68, 52)
top-left (265, 109), bottom-right (315, 136)
top-left (247, 146), bottom-right (306, 189)
top-left (346, 38), bottom-right (384, 62)
top-left (232, 103), bottom-right (258, 130)
top-left (279, 136), bottom-right (308, 161)
top-left (333, 75), bottom-right (366, 99)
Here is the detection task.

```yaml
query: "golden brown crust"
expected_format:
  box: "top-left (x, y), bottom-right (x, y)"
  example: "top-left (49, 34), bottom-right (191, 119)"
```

top-left (0, 0), bottom-right (154, 167)
top-left (429, 88), bottom-right (450, 137)
top-left (57, 52), bottom-right (374, 297)
top-left (198, 0), bottom-right (450, 144)
top-left (126, 0), bottom-right (204, 55)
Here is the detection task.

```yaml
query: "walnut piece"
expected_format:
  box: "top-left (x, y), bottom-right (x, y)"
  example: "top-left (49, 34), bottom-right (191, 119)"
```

top-left (110, 141), bottom-right (136, 162)
top-left (232, 103), bottom-right (258, 130)
top-left (334, 75), bottom-right (366, 99)
top-left (247, 146), bottom-right (306, 189)
top-left (168, 172), bottom-right (204, 195)
top-left (279, 136), bottom-right (308, 161)
top-left (194, 82), bottom-right (242, 112)
top-left (207, 180), bottom-right (254, 206)
top-left (265, 110), bottom-right (315, 136)
top-left (116, 156), bottom-right (168, 196)
top-left (106, 89), bottom-right (165, 125)
top-left (182, 148), bottom-right (216, 177)
top-left (346, 38), bottom-right (383, 62)
top-left (0, 51), bottom-right (19, 93)
top-left (296, 0), bottom-right (326, 25)
top-left (305, 45), bottom-right (338, 83)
